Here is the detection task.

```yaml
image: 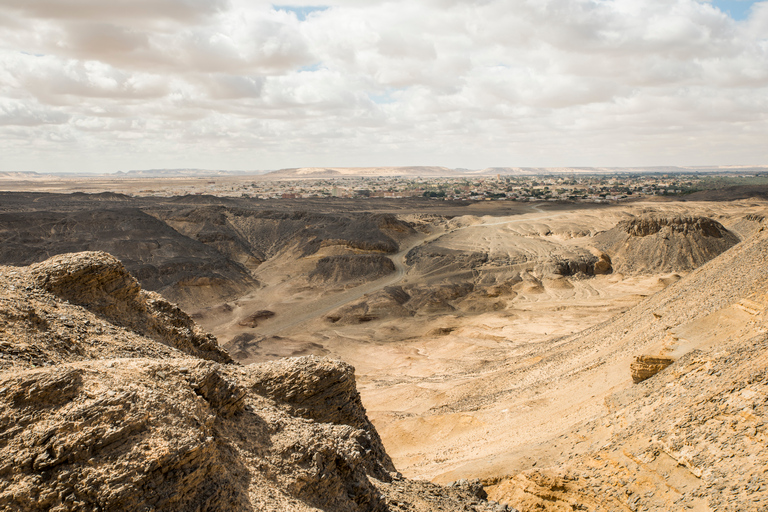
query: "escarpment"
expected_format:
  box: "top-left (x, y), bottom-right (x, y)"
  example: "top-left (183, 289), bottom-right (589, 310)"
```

top-left (0, 252), bottom-right (499, 512)
top-left (484, 218), bottom-right (768, 511)
top-left (0, 208), bottom-right (258, 309)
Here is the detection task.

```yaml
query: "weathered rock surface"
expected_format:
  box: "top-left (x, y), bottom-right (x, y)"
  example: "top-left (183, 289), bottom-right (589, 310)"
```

top-left (0, 197), bottom-right (418, 312)
top-left (491, 334), bottom-right (768, 511)
top-left (0, 252), bottom-right (498, 512)
top-left (326, 283), bottom-right (477, 324)
top-left (630, 355), bottom-right (675, 383)
top-left (163, 207), bottom-right (414, 259)
top-left (238, 310), bottom-right (276, 328)
top-left (28, 251), bottom-right (232, 364)
top-left (485, 217), bottom-right (768, 511)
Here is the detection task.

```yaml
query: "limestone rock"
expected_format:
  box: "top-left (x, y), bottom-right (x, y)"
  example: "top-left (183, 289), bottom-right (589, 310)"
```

top-left (248, 355), bottom-right (396, 479)
top-left (29, 251), bottom-right (232, 364)
top-left (237, 310), bottom-right (275, 328)
top-left (0, 207), bottom-right (258, 310)
top-left (630, 355), bottom-right (675, 383)
top-left (309, 254), bottom-right (396, 283)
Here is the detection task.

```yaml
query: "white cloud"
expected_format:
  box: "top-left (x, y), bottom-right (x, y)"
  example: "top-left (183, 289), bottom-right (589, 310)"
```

top-left (0, 0), bottom-right (767, 172)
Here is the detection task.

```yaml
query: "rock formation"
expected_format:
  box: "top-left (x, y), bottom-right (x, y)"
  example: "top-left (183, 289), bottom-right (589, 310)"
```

top-left (630, 355), bottom-right (675, 383)
top-left (310, 254), bottom-right (396, 283)
top-left (0, 208), bottom-right (258, 309)
top-left (28, 252), bottom-right (232, 364)
top-left (238, 310), bottom-right (276, 328)
top-left (595, 215), bottom-right (739, 274)
top-left (0, 252), bottom-right (498, 512)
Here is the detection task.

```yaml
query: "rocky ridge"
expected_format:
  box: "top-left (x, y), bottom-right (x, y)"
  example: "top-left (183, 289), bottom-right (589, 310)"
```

top-left (0, 252), bottom-right (499, 512)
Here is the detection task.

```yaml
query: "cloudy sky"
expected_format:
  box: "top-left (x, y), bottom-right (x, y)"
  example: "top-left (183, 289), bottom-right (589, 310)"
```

top-left (1, 0), bottom-right (767, 173)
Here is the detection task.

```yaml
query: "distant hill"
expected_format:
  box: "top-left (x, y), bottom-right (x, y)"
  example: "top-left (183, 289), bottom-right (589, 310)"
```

top-left (115, 169), bottom-right (265, 177)
top-left (4, 165), bottom-right (766, 179)
top-left (262, 165), bottom-right (768, 178)
top-left (262, 166), bottom-right (461, 178)
top-left (0, 171), bottom-right (40, 178)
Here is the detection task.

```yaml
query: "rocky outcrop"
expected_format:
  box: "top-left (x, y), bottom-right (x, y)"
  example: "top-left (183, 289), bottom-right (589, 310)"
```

top-left (248, 356), bottom-right (397, 480)
top-left (163, 207), bottom-right (413, 260)
top-left (630, 355), bottom-right (674, 383)
top-left (0, 253), bottom-right (498, 512)
top-left (405, 245), bottom-right (488, 276)
top-left (326, 283), bottom-right (477, 324)
top-left (593, 251), bottom-right (612, 274)
top-left (595, 214), bottom-right (739, 274)
top-left (237, 310), bottom-right (275, 328)
top-left (620, 216), bottom-right (728, 238)
top-left (542, 254), bottom-right (611, 277)
top-left (0, 358), bottom-right (397, 512)
top-left (29, 252), bottom-right (232, 364)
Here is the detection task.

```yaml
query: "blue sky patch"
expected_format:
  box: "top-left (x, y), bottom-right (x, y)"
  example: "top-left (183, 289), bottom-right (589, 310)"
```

top-left (709, 0), bottom-right (756, 20)
top-left (299, 63), bottom-right (323, 73)
top-left (273, 5), bottom-right (328, 21)
top-left (367, 89), bottom-right (402, 105)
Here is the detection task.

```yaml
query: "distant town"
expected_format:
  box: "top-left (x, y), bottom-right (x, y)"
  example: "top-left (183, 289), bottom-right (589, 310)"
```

top-left (134, 172), bottom-right (768, 203)
top-left (2, 167), bottom-right (767, 202)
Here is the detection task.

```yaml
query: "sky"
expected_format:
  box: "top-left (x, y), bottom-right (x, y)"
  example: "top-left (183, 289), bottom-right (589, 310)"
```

top-left (0, 0), bottom-right (767, 174)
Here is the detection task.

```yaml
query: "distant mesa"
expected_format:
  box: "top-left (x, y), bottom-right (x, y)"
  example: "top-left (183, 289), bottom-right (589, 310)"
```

top-left (263, 166), bottom-right (461, 178)
top-left (261, 164), bottom-right (768, 179)
top-left (117, 168), bottom-right (262, 177)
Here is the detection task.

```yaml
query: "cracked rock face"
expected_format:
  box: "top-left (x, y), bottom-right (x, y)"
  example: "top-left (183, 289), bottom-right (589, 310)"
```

top-left (0, 358), bottom-right (392, 512)
top-left (0, 252), bottom-right (499, 512)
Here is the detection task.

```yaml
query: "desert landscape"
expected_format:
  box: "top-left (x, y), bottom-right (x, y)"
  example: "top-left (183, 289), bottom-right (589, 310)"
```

top-left (3, 0), bottom-right (768, 509)
top-left (2, 172), bottom-right (768, 510)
